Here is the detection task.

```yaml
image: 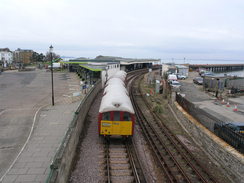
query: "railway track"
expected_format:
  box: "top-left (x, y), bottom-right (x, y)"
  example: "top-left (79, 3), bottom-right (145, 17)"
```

top-left (103, 138), bottom-right (144, 183)
top-left (102, 70), bottom-right (148, 183)
top-left (130, 75), bottom-right (219, 183)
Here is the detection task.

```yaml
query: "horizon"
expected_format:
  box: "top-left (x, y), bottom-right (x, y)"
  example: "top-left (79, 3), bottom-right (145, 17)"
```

top-left (1, 0), bottom-right (244, 61)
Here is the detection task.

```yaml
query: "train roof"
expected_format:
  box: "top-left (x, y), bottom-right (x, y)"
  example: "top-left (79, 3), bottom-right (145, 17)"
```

top-left (109, 71), bottom-right (127, 81)
top-left (106, 78), bottom-right (125, 86)
top-left (99, 82), bottom-right (134, 114)
top-left (103, 84), bottom-right (128, 95)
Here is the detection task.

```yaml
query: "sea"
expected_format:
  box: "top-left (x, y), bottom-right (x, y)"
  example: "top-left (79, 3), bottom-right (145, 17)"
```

top-left (214, 70), bottom-right (244, 77)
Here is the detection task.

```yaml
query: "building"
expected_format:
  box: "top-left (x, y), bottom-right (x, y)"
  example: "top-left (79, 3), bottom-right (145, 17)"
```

top-left (176, 65), bottom-right (189, 76)
top-left (0, 48), bottom-right (13, 67)
top-left (162, 63), bottom-right (177, 76)
top-left (162, 63), bottom-right (189, 77)
top-left (13, 48), bottom-right (34, 64)
top-left (65, 55), bottom-right (160, 87)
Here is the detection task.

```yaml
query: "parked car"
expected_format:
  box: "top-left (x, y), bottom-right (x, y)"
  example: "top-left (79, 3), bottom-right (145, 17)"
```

top-left (201, 72), bottom-right (214, 77)
top-left (193, 77), bottom-right (203, 85)
top-left (224, 122), bottom-right (244, 134)
top-left (171, 81), bottom-right (181, 91)
top-left (177, 74), bottom-right (187, 80)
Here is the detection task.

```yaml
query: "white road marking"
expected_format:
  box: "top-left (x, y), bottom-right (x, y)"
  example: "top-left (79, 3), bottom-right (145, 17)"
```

top-left (0, 110), bottom-right (6, 116)
top-left (69, 84), bottom-right (79, 87)
top-left (63, 94), bottom-right (71, 97)
top-left (0, 104), bottom-right (48, 182)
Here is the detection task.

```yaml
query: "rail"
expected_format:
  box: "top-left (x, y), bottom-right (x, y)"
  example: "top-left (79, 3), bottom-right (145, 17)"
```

top-left (103, 138), bottom-right (143, 183)
top-left (131, 75), bottom-right (219, 183)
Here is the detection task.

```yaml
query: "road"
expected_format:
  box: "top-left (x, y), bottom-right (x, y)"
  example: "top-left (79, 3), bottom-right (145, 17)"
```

top-left (0, 69), bottom-right (75, 178)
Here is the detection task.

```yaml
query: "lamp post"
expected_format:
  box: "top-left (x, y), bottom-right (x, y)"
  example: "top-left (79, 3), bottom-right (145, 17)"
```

top-left (49, 45), bottom-right (54, 106)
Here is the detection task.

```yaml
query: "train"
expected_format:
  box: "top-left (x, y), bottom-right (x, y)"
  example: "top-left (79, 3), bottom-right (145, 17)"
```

top-left (98, 71), bottom-right (135, 137)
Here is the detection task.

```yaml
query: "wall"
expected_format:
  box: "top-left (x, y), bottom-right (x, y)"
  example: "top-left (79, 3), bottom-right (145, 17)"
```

top-left (46, 80), bottom-right (102, 183)
top-left (169, 101), bottom-right (244, 183)
top-left (161, 64), bottom-right (169, 76)
top-left (227, 78), bottom-right (244, 90)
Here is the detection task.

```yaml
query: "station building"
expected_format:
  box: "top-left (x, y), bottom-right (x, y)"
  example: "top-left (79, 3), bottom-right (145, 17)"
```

top-left (62, 56), bottom-right (160, 87)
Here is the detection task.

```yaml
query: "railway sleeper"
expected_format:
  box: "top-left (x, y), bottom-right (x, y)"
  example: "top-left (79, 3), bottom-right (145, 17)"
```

top-left (109, 152), bottom-right (127, 158)
top-left (110, 158), bottom-right (129, 164)
top-left (110, 163), bottom-right (130, 170)
top-left (111, 169), bottom-right (132, 176)
top-left (111, 175), bottom-right (134, 183)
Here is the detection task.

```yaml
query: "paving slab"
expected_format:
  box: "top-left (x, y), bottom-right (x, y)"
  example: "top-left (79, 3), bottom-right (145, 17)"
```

top-left (0, 70), bottom-right (86, 183)
top-left (1, 101), bottom-right (81, 183)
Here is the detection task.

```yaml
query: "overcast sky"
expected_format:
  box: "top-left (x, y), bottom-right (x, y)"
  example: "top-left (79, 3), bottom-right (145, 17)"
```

top-left (1, 0), bottom-right (244, 63)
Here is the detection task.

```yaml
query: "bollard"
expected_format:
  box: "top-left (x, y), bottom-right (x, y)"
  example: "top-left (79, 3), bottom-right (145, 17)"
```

top-left (233, 104), bottom-right (238, 111)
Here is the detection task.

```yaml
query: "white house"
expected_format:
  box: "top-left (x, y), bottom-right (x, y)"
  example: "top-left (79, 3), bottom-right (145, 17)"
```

top-left (0, 48), bottom-right (13, 67)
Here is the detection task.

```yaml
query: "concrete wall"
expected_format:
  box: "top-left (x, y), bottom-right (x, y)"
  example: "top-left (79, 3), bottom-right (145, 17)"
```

top-left (46, 80), bottom-right (102, 183)
top-left (169, 101), bottom-right (244, 183)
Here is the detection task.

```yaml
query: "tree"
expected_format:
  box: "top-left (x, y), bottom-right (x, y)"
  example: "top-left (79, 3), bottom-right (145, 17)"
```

top-left (30, 52), bottom-right (45, 63)
top-left (44, 52), bottom-right (61, 62)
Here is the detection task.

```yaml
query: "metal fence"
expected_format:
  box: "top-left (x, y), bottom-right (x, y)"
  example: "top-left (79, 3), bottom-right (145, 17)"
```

top-left (176, 93), bottom-right (244, 153)
top-left (203, 77), bottom-right (244, 92)
top-left (226, 78), bottom-right (244, 91)
top-left (203, 77), bottom-right (225, 92)
top-left (214, 123), bottom-right (244, 153)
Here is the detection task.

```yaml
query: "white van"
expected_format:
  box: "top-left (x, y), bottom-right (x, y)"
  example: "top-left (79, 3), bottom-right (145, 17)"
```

top-left (168, 74), bottom-right (177, 81)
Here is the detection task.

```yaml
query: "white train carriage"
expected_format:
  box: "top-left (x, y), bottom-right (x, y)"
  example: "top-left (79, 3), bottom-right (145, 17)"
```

top-left (98, 75), bottom-right (135, 136)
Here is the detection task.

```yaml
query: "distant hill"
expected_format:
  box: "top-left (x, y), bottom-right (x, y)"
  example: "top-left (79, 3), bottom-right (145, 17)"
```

top-left (95, 55), bottom-right (123, 60)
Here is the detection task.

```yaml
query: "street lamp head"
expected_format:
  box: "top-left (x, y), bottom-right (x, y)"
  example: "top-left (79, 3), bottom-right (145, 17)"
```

top-left (49, 45), bottom-right (53, 53)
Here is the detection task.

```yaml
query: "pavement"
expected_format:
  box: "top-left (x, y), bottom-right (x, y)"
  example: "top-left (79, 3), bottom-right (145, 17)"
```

top-left (0, 71), bottom-right (85, 183)
top-left (193, 99), bottom-right (244, 122)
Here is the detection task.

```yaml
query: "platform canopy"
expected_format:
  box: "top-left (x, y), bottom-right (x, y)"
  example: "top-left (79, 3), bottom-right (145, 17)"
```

top-left (79, 64), bottom-right (105, 71)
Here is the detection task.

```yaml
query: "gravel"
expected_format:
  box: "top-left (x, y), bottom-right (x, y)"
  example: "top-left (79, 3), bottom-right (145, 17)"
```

top-left (69, 92), bottom-right (103, 183)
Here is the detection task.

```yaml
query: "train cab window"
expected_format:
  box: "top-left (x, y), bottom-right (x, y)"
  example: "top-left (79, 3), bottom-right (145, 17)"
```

top-left (102, 112), bottom-right (110, 120)
top-left (114, 111), bottom-right (120, 121)
top-left (123, 112), bottom-right (131, 121)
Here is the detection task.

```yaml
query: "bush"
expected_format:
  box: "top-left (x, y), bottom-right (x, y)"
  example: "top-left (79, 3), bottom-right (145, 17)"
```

top-left (153, 104), bottom-right (163, 114)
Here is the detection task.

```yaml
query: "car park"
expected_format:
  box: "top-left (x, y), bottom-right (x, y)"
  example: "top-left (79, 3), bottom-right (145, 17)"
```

top-left (193, 77), bottom-right (203, 85)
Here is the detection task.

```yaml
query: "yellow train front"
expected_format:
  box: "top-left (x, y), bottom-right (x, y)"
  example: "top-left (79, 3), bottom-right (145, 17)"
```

top-left (98, 111), bottom-right (135, 136)
top-left (98, 71), bottom-right (135, 137)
